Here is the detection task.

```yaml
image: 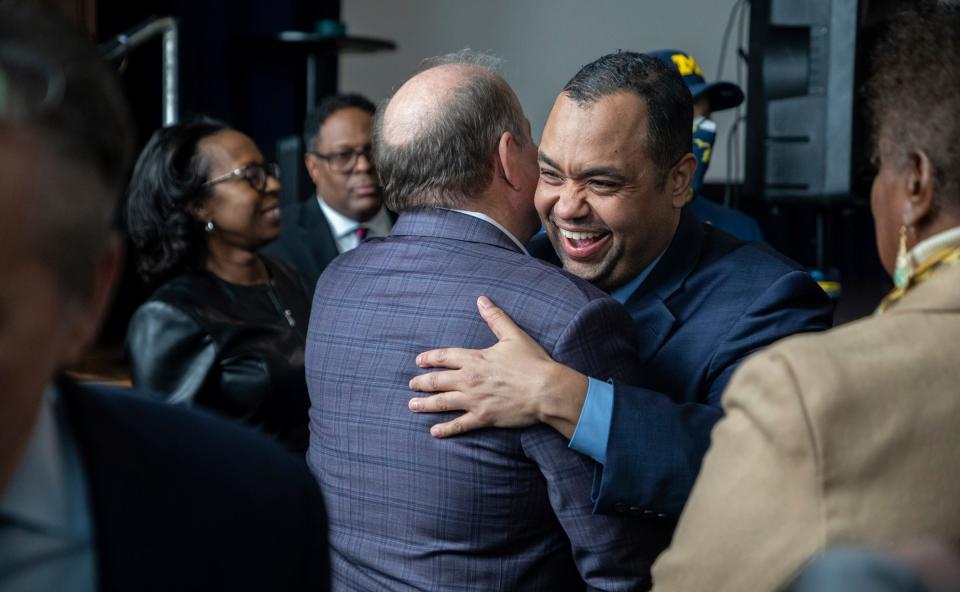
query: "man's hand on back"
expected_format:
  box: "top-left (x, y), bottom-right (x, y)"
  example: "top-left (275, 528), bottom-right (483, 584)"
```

top-left (409, 296), bottom-right (588, 439)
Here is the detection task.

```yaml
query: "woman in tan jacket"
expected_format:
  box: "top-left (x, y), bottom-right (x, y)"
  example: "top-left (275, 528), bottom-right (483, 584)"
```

top-left (652, 4), bottom-right (960, 591)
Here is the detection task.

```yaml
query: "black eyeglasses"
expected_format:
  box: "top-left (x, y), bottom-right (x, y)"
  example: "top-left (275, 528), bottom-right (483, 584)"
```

top-left (309, 145), bottom-right (372, 173)
top-left (203, 162), bottom-right (280, 192)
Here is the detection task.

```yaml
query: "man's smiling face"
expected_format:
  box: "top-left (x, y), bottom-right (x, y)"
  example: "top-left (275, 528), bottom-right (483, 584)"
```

top-left (535, 91), bottom-right (683, 291)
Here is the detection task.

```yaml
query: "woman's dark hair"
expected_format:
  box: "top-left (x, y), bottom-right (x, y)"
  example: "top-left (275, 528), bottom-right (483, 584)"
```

top-left (125, 117), bottom-right (230, 286)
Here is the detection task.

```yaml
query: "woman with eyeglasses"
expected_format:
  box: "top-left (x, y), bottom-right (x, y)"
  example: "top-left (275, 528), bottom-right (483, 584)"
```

top-left (125, 118), bottom-right (311, 454)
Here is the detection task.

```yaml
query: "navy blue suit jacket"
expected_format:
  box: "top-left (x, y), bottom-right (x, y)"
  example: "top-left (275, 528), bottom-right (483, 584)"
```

top-left (687, 196), bottom-right (764, 242)
top-left (261, 196), bottom-right (340, 291)
top-left (307, 208), bottom-right (664, 591)
top-left (59, 378), bottom-right (329, 592)
top-left (531, 209), bottom-right (833, 519)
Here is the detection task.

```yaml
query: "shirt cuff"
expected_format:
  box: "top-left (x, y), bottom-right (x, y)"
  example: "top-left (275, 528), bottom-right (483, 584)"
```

top-left (568, 377), bottom-right (613, 465)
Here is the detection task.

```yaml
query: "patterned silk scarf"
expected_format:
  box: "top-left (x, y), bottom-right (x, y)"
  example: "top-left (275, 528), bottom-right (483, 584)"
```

top-left (876, 233), bottom-right (960, 314)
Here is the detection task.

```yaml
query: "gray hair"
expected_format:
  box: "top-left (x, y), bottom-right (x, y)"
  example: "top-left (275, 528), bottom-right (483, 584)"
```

top-left (0, 4), bottom-right (134, 301)
top-left (372, 49), bottom-right (529, 211)
top-left (866, 2), bottom-right (960, 207)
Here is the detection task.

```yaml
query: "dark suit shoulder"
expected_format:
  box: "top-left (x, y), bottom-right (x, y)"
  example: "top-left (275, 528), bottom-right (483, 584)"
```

top-left (61, 380), bottom-right (329, 590)
top-left (700, 224), bottom-right (808, 278)
top-left (262, 197), bottom-right (337, 289)
top-left (66, 382), bottom-right (313, 486)
top-left (671, 224), bottom-right (830, 335)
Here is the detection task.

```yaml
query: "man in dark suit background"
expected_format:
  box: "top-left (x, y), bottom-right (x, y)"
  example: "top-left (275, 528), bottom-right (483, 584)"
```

top-left (408, 52), bottom-right (833, 521)
top-left (306, 50), bottom-right (661, 590)
top-left (262, 93), bottom-right (391, 289)
top-left (0, 7), bottom-right (328, 591)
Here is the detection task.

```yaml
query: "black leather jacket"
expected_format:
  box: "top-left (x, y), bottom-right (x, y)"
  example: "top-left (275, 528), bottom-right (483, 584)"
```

top-left (127, 257), bottom-right (311, 453)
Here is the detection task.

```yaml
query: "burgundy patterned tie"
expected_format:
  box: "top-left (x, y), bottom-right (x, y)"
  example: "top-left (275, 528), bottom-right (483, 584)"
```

top-left (354, 226), bottom-right (368, 242)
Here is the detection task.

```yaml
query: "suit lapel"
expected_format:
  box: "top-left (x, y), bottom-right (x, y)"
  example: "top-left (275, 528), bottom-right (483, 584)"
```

top-left (623, 209), bottom-right (705, 365)
top-left (300, 197), bottom-right (340, 269)
top-left (626, 299), bottom-right (676, 365)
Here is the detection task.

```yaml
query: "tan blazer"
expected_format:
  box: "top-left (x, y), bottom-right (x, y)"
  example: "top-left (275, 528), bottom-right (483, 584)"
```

top-left (652, 263), bottom-right (960, 592)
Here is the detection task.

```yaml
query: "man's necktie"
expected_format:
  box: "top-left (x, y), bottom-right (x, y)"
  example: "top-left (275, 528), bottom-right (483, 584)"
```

top-left (355, 226), bottom-right (368, 241)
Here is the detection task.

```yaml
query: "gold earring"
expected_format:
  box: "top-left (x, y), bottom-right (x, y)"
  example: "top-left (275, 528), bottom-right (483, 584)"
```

top-left (893, 225), bottom-right (912, 288)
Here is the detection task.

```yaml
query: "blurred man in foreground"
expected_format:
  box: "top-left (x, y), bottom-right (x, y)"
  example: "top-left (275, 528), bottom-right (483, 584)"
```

top-left (0, 6), bottom-right (328, 591)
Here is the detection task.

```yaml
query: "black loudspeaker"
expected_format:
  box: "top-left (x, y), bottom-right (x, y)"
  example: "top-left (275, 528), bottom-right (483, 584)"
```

top-left (746, 0), bottom-right (860, 202)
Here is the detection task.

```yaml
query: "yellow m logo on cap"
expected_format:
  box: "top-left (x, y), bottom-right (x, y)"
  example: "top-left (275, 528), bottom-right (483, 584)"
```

top-left (671, 54), bottom-right (703, 77)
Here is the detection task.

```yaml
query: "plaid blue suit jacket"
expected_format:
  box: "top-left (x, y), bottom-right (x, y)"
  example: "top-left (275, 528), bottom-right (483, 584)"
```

top-left (306, 208), bottom-right (664, 591)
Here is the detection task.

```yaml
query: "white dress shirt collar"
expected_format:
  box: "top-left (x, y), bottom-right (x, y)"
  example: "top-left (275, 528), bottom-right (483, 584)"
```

top-left (449, 209), bottom-right (530, 255)
top-left (317, 195), bottom-right (392, 254)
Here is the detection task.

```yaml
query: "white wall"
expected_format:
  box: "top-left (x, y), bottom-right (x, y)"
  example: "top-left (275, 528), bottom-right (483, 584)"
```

top-left (340, 0), bottom-right (748, 182)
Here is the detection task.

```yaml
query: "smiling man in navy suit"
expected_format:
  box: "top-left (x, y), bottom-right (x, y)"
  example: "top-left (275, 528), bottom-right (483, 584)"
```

top-left (408, 52), bottom-right (833, 524)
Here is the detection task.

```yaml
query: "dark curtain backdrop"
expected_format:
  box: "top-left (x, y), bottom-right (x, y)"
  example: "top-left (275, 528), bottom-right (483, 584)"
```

top-left (97, 0), bottom-right (340, 159)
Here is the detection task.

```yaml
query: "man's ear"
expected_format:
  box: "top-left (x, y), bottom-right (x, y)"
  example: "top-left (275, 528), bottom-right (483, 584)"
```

top-left (668, 153), bottom-right (698, 208)
top-left (902, 148), bottom-right (936, 228)
top-left (59, 237), bottom-right (124, 367)
top-left (496, 131), bottom-right (522, 192)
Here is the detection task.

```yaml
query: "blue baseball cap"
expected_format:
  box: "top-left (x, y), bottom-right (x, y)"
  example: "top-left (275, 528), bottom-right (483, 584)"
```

top-left (647, 49), bottom-right (744, 112)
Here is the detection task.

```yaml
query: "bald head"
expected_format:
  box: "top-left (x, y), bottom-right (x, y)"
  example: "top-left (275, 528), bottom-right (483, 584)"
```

top-left (372, 51), bottom-right (529, 211)
top-left (383, 63), bottom-right (501, 145)
top-left (382, 65), bottom-right (465, 144)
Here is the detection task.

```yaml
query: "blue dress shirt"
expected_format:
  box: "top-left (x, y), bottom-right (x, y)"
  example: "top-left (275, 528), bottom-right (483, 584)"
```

top-left (0, 386), bottom-right (96, 592)
top-left (568, 250), bottom-right (665, 464)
